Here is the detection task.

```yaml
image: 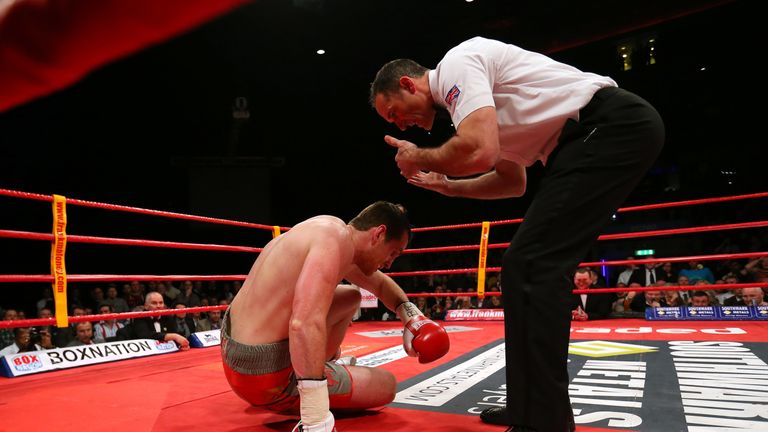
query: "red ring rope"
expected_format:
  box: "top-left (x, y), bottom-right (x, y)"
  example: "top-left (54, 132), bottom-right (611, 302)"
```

top-left (0, 305), bottom-right (228, 329)
top-left (0, 189), bottom-right (287, 231)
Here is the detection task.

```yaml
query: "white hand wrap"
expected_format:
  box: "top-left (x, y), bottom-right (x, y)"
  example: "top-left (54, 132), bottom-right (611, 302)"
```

top-left (395, 301), bottom-right (422, 322)
top-left (396, 301), bottom-right (424, 357)
top-left (297, 379), bottom-right (331, 426)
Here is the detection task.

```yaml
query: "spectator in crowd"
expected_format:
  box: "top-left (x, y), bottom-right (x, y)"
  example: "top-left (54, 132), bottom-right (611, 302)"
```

top-left (35, 287), bottom-right (55, 312)
top-left (125, 280), bottom-right (145, 309)
top-left (427, 284), bottom-right (447, 309)
top-left (723, 285), bottom-right (743, 306)
top-left (190, 311), bottom-right (209, 332)
top-left (679, 260), bottom-right (715, 284)
top-left (67, 322), bottom-right (96, 346)
top-left (54, 306), bottom-right (86, 347)
top-left (88, 287), bottom-right (106, 312)
top-left (713, 275), bottom-right (739, 304)
top-left (231, 280), bottom-right (242, 296)
top-left (132, 292), bottom-right (189, 350)
top-left (622, 282), bottom-right (643, 311)
top-left (657, 262), bottom-right (676, 283)
top-left (207, 309), bottom-right (223, 330)
top-left (155, 283), bottom-right (173, 306)
top-left (173, 303), bottom-right (196, 338)
top-left (628, 290), bottom-right (663, 312)
top-left (102, 285), bottom-right (130, 314)
top-left (0, 309), bottom-right (18, 348)
top-left (484, 295), bottom-right (503, 309)
top-left (430, 297), bottom-right (454, 320)
top-left (615, 258), bottom-right (636, 287)
top-left (629, 257), bottom-right (662, 286)
top-left (746, 257), bottom-right (768, 282)
top-left (0, 327), bottom-right (52, 355)
top-left (164, 282), bottom-right (181, 302)
top-left (611, 283), bottom-right (629, 313)
top-left (414, 296), bottom-right (431, 318)
top-left (38, 308), bottom-right (53, 319)
top-left (452, 286), bottom-right (474, 310)
top-left (739, 287), bottom-right (768, 307)
top-left (663, 290), bottom-right (685, 307)
top-left (198, 298), bottom-right (211, 319)
top-left (93, 304), bottom-right (125, 343)
top-left (67, 287), bottom-right (85, 310)
top-left (690, 291), bottom-right (712, 307)
top-left (478, 283), bottom-right (501, 308)
top-left (195, 310), bottom-right (212, 331)
top-left (719, 260), bottom-right (747, 282)
top-left (587, 268), bottom-right (606, 288)
top-left (570, 268), bottom-right (614, 321)
top-left (176, 280), bottom-right (201, 308)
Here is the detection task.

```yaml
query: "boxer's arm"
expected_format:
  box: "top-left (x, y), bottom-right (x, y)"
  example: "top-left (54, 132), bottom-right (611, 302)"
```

top-left (345, 268), bottom-right (409, 314)
top-left (290, 239), bottom-right (340, 380)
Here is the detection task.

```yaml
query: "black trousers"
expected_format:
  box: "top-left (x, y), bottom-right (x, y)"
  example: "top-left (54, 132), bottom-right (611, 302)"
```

top-left (500, 87), bottom-right (664, 431)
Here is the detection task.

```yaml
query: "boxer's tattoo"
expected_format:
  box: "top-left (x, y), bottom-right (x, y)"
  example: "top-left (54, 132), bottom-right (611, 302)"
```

top-left (396, 301), bottom-right (421, 320)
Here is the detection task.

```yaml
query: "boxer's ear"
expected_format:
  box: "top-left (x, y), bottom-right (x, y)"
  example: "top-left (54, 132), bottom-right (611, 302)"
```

top-left (372, 224), bottom-right (387, 244)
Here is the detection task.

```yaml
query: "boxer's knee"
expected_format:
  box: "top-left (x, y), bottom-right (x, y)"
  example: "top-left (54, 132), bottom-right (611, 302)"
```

top-left (338, 284), bottom-right (362, 303)
top-left (334, 284), bottom-right (362, 315)
top-left (380, 370), bottom-right (397, 404)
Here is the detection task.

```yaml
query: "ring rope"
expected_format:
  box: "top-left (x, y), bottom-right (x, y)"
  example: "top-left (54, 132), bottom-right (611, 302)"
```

top-left (0, 229), bottom-right (263, 253)
top-left (5, 219), bottom-right (761, 256)
top-left (580, 251), bottom-right (768, 268)
top-left (573, 281), bottom-right (768, 295)
top-left (412, 219), bottom-right (524, 232)
top-left (0, 274), bottom-right (247, 283)
top-left (5, 188), bottom-right (763, 234)
top-left (405, 221), bottom-right (768, 254)
top-left (6, 282), bottom-right (768, 330)
top-left (1, 251), bottom-right (764, 283)
top-left (411, 192), bottom-right (768, 232)
top-left (0, 188), bottom-right (289, 232)
top-left (1, 250), bottom-right (763, 282)
top-left (389, 250), bottom-right (768, 277)
top-left (0, 305), bottom-right (229, 329)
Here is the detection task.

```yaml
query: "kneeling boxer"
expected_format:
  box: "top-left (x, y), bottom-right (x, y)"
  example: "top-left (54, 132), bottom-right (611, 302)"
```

top-left (221, 201), bottom-right (450, 431)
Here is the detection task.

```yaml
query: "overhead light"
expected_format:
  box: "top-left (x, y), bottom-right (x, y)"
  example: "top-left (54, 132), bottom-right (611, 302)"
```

top-left (316, 49), bottom-right (326, 55)
top-left (466, 0), bottom-right (474, 2)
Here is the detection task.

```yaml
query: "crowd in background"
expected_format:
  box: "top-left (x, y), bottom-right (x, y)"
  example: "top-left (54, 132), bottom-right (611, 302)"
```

top-left (2, 232), bottom-right (768, 354)
top-left (0, 280), bottom-right (237, 355)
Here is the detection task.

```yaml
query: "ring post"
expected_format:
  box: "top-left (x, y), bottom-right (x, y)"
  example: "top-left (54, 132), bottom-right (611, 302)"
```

top-left (476, 221), bottom-right (490, 300)
top-left (51, 195), bottom-right (69, 328)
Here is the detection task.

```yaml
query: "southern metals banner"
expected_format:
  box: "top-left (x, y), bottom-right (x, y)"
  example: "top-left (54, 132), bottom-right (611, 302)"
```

top-left (391, 336), bottom-right (768, 430)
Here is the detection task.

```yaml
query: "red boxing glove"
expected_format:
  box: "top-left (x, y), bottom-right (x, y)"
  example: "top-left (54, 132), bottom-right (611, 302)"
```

top-left (403, 315), bottom-right (450, 364)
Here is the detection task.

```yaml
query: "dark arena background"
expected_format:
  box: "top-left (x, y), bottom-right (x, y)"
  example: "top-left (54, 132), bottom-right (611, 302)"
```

top-left (0, 1), bottom-right (766, 431)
